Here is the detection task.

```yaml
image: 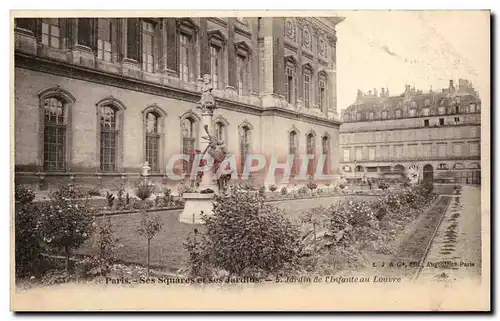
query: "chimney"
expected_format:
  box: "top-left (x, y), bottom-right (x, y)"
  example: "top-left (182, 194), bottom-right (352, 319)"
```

top-left (381, 88), bottom-right (385, 97)
top-left (357, 89), bottom-right (363, 99)
top-left (373, 88), bottom-right (378, 97)
top-left (449, 80), bottom-right (455, 93)
top-left (368, 90), bottom-right (372, 96)
top-left (429, 85), bottom-right (433, 93)
top-left (386, 87), bottom-right (389, 97)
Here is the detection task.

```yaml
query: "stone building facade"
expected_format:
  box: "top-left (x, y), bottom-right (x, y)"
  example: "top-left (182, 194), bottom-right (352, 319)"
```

top-left (14, 16), bottom-right (344, 191)
top-left (339, 79), bottom-right (481, 184)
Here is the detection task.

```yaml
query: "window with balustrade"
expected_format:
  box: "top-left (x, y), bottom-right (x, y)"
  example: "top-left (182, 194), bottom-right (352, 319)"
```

top-left (97, 18), bottom-right (112, 62)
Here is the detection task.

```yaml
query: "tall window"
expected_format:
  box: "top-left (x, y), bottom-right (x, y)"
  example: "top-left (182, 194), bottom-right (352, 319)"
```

top-left (322, 136), bottom-right (330, 174)
top-left (145, 112), bottom-right (160, 172)
top-left (438, 143), bottom-right (447, 158)
top-left (100, 106), bottom-right (118, 172)
top-left (423, 144), bottom-right (432, 158)
top-left (142, 21), bottom-right (154, 72)
top-left (470, 142), bottom-right (479, 156)
top-left (303, 72), bottom-right (311, 108)
top-left (318, 78), bottom-right (326, 112)
top-left (237, 55), bottom-right (247, 96)
top-left (41, 18), bottom-right (60, 49)
top-left (394, 145), bottom-right (403, 159)
top-left (356, 112), bottom-right (362, 121)
top-left (43, 97), bottom-right (66, 171)
top-left (453, 143), bottom-right (463, 157)
top-left (182, 117), bottom-right (196, 174)
top-left (422, 108), bottom-right (430, 116)
top-left (368, 147), bottom-right (376, 160)
top-left (77, 18), bottom-right (92, 47)
top-left (210, 45), bottom-right (221, 89)
top-left (409, 109), bottom-right (416, 117)
top-left (289, 131), bottom-right (298, 175)
top-left (369, 112), bottom-right (374, 120)
top-left (306, 134), bottom-right (315, 176)
top-left (97, 18), bottom-right (112, 62)
top-left (343, 149), bottom-right (350, 162)
top-left (215, 122), bottom-right (224, 142)
top-left (240, 125), bottom-right (251, 171)
top-left (355, 148), bottom-right (363, 161)
top-left (285, 65), bottom-right (295, 104)
top-left (179, 33), bottom-right (191, 82)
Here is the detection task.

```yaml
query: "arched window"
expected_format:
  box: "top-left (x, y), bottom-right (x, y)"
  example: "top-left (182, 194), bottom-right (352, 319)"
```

top-left (96, 97), bottom-right (125, 172)
top-left (422, 107), bottom-right (430, 116)
top-left (143, 105), bottom-right (166, 173)
top-left (145, 112), bottom-right (160, 171)
top-left (356, 112), bottom-right (362, 121)
top-left (284, 56), bottom-right (297, 105)
top-left (214, 121), bottom-right (224, 142)
top-left (99, 105), bottom-right (119, 172)
top-left (343, 113), bottom-right (351, 122)
top-left (42, 97), bottom-right (67, 171)
top-left (381, 110), bottom-right (388, 119)
top-left (395, 109), bottom-right (402, 118)
top-left (289, 130), bottom-right (298, 176)
top-left (424, 98), bottom-right (431, 106)
top-left (239, 124), bottom-right (252, 171)
top-left (38, 87), bottom-right (75, 172)
top-left (369, 112), bottom-right (374, 120)
top-left (182, 116), bottom-right (197, 174)
top-left (409, 108), bottom-right (417, 117)
top-left (306, 133), bottom-right (315, 176)
top-left (322, 135), bottom-right (330, 174)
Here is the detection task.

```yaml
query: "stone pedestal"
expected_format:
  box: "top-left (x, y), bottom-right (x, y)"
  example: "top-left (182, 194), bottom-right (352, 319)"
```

top-left (178, 193), bottom-right (214, 224)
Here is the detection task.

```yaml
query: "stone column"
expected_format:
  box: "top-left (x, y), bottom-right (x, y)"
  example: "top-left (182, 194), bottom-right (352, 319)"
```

top-left (199, 109), bottom-right (219, 192)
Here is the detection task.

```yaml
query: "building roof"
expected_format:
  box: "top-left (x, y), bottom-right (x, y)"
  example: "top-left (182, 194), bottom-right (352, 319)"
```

top-left (342, 79), bottom-right (481, 121)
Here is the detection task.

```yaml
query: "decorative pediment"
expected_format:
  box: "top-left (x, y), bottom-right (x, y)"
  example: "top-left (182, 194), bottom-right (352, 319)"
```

top-left (305, 129), bottom-right (317, 137)
top-left (317, 69), bottom-right (328, 78)
top-left (302, 62), bottom-right (313, 73)
top-left (177, 18), bottom-right (199, 36)
top-left (208, 29), bottom-right (227, 47)
top-left (284, 54), bottom-right (298, 66)
top-left (234, 41), bottom-right (252, 56)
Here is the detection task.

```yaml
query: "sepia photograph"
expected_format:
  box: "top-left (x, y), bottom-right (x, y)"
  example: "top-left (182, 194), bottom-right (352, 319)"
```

top-left (10, 10), bottom-right (490, 311)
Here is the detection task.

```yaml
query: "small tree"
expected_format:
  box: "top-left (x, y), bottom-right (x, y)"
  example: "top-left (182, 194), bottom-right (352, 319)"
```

top-left (136, 210), bottom-right (164, 277)
top-left (268, 184), bottom-right (278, 193)
top-left (39, 185), bottom-right (95, 273)
top-left (106, 191), bottom-right (115, 209)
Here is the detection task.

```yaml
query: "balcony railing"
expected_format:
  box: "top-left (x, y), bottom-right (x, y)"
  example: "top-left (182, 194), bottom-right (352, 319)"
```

top-left (341, 154), bottom-right (480, 163)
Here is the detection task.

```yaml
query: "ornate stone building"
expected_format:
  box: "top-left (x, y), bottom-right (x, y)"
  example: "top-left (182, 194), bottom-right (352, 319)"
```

top-left (339, 79), bottom-right (481, 184)
top-left (14, 16), bottom-right (344, 190)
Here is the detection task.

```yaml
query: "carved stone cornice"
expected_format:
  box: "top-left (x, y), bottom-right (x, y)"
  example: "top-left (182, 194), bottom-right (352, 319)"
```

top-left (15, 52), bottom-right (341, 127)
top-left (327, 34), bottom-right (337, 47)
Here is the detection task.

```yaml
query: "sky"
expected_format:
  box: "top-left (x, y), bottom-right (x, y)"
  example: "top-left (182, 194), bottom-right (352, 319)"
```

top-left (334, 11), bottom-right (490, 110)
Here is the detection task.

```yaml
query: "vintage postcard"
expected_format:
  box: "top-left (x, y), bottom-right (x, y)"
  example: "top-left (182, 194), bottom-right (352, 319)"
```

top-left (11, 10), bottom-right (490, 311)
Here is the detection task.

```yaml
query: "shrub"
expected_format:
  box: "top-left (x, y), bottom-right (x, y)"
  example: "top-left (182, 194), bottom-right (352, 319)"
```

top-left (258, 185), bottom-right (266, 197)
top-left (269, 184), bottom-right (278, 193)
top-left (87, 187), bottom-right (101, 197)
top-left (184, 188), bottom-right (301, 278)
top-left (163, 188), bottom-right (172, 206)
top-left (298, 186), bottom-right (308, 195)
top-left (115, 188), bottom-right (125, 209)
top-left (106, 191), bottom-right (115, 209)
top-left (281, 187), bottom-right (288, 196)
top-left (38, 185), bottom-right (96, 273)
top-left (15, 201), bottom-right (45, 277)
top-left (135, 182), bottom-right (155, 201)
top-left (78, 214), bottom-right (122, 277)
top-left (377, 181), bottom-right (390, 190)
top-left (15, 185), bottom-right (36, 205)
top-left (306, 181), bottom-right (318, 193)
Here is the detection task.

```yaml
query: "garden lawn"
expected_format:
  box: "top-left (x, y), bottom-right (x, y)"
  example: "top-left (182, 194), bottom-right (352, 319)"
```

top-left (75, 195), bottom-right (378, 272)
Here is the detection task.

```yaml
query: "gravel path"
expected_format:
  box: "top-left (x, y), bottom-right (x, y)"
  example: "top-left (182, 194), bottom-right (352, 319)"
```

top-left (418, 185), bottom-right (482, 283)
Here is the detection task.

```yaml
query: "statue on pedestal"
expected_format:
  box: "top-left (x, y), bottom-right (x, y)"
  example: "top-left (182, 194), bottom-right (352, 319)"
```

top-left (197, 74), bottom-right (216, 113)
top-left (198, 124), bottom-right (231, 192)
